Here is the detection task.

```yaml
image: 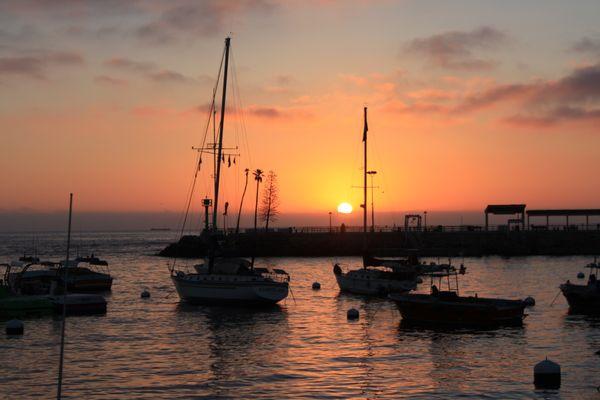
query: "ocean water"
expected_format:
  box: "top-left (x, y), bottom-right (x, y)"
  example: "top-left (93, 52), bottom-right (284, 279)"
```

top-left (0, 231), bottom-right (599, 399)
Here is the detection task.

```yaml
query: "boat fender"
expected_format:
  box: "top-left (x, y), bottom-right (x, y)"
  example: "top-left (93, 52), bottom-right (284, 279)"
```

top-left (534, 357), bottom-right (560, 389)
top-left (6, 319), bottom-right (24, 335)
top-left (333, 264), bottom-right (342, 275)
top-left (523, 296), bottom-right (536, 307)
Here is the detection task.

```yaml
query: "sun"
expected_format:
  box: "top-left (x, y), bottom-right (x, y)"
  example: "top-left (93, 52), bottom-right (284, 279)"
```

top-left (337, 202), bottom-right (353, 214)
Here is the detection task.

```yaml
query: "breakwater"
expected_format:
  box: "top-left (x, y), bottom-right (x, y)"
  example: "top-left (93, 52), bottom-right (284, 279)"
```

top-left (159, 229), bottom-right (600, 258)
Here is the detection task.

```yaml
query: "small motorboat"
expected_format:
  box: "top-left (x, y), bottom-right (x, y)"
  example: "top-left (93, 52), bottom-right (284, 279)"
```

top-left (560, 258), bottom-right (600, 314)
top-left (59, 256), bottom-right (113, 292)
top-left (0, 265), bottom-right (53, 317)
top-left (389, 267), bottom-right (526, 328)
top-left (7, 256), bottom-right (113, 294)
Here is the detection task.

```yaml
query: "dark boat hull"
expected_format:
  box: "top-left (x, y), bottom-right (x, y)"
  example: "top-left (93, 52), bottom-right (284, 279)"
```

top-left (560, 283), bottom-right (600, 314)
top-left (390, 293), bottom-right (526, 328)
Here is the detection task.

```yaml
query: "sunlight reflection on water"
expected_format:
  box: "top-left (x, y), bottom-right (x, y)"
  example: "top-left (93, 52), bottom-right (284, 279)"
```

top-left (0, 232), bottom-right (599, 398)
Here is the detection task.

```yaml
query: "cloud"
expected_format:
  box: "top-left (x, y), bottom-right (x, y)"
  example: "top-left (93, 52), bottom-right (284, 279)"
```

top-left (94, 75), bottom-right (127, 86)
top-left (0, 50), bottom-right (83, 79)
top-left (504, 106), bottom-right (600, 127)
top-left (104, 57), bottom-right (155, 72)
top-left (135, 0), bottom-right (277, 44)
top-left (248, 106), bottom-right (283, 118)
top-left (148, 70), bottom-right (192, 83)
top-left (384, 63), bottom-right (600, 127)
top-left (406, 26), bottom-right (508, 70)
top-left (104, 56), bottom-right (194, 84)
top-left (571, 36), bottom-right (600, 57)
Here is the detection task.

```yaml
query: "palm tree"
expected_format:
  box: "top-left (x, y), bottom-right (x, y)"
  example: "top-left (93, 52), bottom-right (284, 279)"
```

top-left (235, 168), bottom-right (250, 234)
top-left (253, 169), bottom-right (264, 232)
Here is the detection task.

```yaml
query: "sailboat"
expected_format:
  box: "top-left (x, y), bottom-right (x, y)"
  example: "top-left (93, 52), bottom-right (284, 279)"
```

top-left (170, 37), bottom-right (290, 306)
top-left (333, 107), bottom-right (419, 296)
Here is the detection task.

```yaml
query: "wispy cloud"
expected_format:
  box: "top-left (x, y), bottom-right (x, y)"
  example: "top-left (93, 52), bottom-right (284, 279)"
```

top-left (94, 75), bottom-right (127, 86)
top-left (104, 56), bottom-right (194, 84)
top-left (570, 36), bottom-right (600, 57)
top-left (135, 0), bottom-right (277, 44)
top-left (383, 63), bottom-right (600, 127)
top-left (0, 50), bottom-right (83, 79)
top-left (406, 26), bottom-right (508, 70)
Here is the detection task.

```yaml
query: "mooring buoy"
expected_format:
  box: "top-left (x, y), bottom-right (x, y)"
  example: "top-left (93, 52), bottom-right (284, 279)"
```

top-left (534, 357), bottom-right (561, 389)
top-left (312, 282), bottom-right (321, 290)
top-left (347, 308), bottom-right (359, 320)
top-left (523, 296), bottom-right (536, 307)
top-left (141, 290), bottom-right (151, 299)
top-left (6, 319), bottom-right (24, 335)
top-left (577, 272), bottom-right (585, 279)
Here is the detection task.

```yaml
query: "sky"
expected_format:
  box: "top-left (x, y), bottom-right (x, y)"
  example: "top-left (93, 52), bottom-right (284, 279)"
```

top-left (1, 0), bottom-right (599, 230)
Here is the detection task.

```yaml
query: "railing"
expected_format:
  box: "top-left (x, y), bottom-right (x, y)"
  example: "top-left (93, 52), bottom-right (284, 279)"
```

top-left (230, 223), bottom-right (600, 234)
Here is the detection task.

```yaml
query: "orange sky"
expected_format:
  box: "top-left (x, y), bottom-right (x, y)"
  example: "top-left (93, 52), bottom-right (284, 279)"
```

top-left (1, 0), bottom-right (599, 219)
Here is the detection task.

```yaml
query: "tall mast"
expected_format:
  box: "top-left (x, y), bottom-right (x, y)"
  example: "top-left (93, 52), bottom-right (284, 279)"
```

top-left (362, 107), bottom-right (368, 264)
top-left (212, 37), bottom-right (230, 232)
top-left (57, 193), bottom-right (73, 400)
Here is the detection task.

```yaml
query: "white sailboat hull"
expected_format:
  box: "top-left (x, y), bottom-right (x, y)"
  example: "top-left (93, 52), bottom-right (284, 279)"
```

top-left (171, 274), bottom-right (289, 305)
top-left (334, 269), bottom-right (416, 296)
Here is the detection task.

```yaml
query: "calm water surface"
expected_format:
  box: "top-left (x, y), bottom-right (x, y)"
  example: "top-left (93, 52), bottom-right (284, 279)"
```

top-left (0, 231), bottom-right (599, 399)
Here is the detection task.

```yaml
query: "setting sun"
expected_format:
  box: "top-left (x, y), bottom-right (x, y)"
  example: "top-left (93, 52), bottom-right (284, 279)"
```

top-left (337, 202), bottom-right (353, 214)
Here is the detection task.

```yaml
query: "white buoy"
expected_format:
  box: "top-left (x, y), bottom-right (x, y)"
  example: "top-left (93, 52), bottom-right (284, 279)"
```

top-left (534, 357), bottom-right (561, 389)
top-left (523, 296), bottom-right (536, 307)
top-left (141, 289), bottom-right (150, 299)
top-left (577, 272), bottom-right (585, 279)
top-left (347, 308), bottom-right (359, 320)
top-left (6, 319), bottom-right (24, 335)
top-left (312, 282), bottom-right (321, 290)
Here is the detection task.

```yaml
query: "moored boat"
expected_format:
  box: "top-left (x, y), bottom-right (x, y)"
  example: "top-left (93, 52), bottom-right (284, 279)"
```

top-left (390, 267), bottom-right (526, 328)
top-left (169, 37), bottom-right (290, 306)
top-left (560, 258), bottom-right (600, 314)
top-left (331, 108), bottom-right (421, 296)
top-left (6, 256), bottom-right (113, 294)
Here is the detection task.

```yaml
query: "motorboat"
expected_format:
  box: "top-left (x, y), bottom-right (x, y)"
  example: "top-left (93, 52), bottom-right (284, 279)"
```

top-left (5, 256), bottom-right (113, 294)
top-left (390, 266), bottom-right (526, 328)
top-left (560, 257), bottom-right (600, 314)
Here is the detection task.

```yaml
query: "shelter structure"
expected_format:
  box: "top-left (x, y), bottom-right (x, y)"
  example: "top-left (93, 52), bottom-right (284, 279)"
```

top-left (526, 209), bottom-right (600, 230)
top-left (484, 204), bottom-right (526, 231)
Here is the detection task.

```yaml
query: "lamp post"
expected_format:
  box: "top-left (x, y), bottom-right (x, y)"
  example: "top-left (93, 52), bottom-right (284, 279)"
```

top-left (367, 171), bottom-right (377, 232)
top-left (424, 211), bottom-right (427, 231)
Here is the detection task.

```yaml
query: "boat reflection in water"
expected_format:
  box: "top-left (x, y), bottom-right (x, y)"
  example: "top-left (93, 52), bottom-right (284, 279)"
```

top-left (174, 303), bottom-right (291, 397)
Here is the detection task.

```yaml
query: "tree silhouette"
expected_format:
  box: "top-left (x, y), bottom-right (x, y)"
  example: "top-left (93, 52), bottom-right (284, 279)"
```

top-left (253, 169), bottom-right (263, 232)
top-left (260, 170), bottom-right (280, 231)
top-left (235, 168), bottom-right (250, 234)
